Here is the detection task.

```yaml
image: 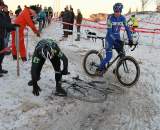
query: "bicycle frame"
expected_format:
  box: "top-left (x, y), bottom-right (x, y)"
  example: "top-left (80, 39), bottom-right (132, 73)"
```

top-left (96, 37), bottom-right (125, 70)
top-left (95, 37), bottom-right (138, 72)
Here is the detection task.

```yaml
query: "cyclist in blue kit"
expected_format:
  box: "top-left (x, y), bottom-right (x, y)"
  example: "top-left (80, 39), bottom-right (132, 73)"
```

top-left (96, 3), bottom-right (133, 76)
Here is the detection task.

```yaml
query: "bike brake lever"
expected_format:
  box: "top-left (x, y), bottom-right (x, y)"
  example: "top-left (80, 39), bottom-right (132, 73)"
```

top-left (131, 45), bottom-right (136, 51)
top-left (131, 42), bottom-right (138, 51)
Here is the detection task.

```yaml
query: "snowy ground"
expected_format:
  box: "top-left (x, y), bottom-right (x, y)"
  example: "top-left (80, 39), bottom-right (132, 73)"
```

top-left (0, 13), bottom-right (160, 130)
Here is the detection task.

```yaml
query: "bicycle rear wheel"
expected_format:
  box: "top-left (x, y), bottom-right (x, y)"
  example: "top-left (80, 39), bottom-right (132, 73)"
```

top-left (115, 56), bottom-right (140, 87)
top-left (83, 50), bottom-right (102, 76)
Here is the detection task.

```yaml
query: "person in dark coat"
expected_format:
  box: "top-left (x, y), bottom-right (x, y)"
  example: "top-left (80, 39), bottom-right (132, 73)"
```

top-left (68, 6), bottom-right (75, 35)
top-left (75, 9), bottom-right (83, 41)
top-left (3, 5), bottom-right (11, 50)
top-left (62, 6), bottom-right (71, 38)
top-left (0, 1), bottom-right (18, 77)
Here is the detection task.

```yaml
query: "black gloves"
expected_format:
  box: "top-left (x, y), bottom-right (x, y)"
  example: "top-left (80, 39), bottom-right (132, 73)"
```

top-left (32, 84), bottom-right (41, 96)
top-left (61, 69), bottom-right (70, 75)
top-left (129, 40), bottom-right (133, 47)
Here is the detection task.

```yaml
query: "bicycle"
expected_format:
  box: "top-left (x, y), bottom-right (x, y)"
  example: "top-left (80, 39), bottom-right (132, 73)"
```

top-left (83, 37), bottom-right (140, 87)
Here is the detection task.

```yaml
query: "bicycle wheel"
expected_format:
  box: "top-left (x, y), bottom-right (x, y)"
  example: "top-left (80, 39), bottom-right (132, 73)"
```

top-left (83, 50), bottom-right (102, 76)
top-left (115, 56), bottom-right (140, 87)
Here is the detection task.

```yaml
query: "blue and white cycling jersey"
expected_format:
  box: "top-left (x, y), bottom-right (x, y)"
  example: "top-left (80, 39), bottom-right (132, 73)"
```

top-left (107, 14), bottom-right (132, 40)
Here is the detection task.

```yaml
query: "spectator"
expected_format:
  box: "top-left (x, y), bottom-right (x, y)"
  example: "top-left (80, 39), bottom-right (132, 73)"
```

top-left (0, 1), bottom-right (18, 77)
top-left (37, 8), bottom-right (46, 32)
top-left (3, 4), bottom-right (11, 54)
top-left (75, 9), bottom-right (83, 41)
top-left (48, 6), bottom-right (53, 24)
top-left (15, 5), bottom-right (22, 17)
top-left (127, 14), bottom-right (139, 32)
top-left (11, 5), bottom-right (40, 62)
top-left (44, 7), bottom-right (48, 26)
top-left (62, 6), bottom-right (70, 38)
top-left (9, 10), bottom-right (14, 19)
top-left (69, 5), bottom-right (75, 35)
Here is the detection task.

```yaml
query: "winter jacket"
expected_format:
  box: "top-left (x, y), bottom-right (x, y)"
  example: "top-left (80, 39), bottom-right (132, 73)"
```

top-left (0, 11), bottom-right (15, 39)
top-left (127, 17), bottom-right (139, 27)
top-left (76, 12), bottom-right (83, 25)
top-left (107, 14), bottom-right (132, 41)
top-left (37, 11), bottom-right (46, 22)
top-left (14, 7), bottom-right (38, 33)
top-left (62, 10), bottom-right (71, 23)
top-left (3, 11), bottom-right (11, 33)
top-left (70, 10), bottom-right (75, 23)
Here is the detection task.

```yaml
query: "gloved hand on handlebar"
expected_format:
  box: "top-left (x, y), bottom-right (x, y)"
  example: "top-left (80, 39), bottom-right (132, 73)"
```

top-left (128, 40), bottom-right (133, 47)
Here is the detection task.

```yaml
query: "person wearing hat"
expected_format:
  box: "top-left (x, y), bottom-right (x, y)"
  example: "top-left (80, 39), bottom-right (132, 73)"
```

top-left (11, 5), bottom-right (40, 62)
top-left (0, 1), bottom-right (19, 77)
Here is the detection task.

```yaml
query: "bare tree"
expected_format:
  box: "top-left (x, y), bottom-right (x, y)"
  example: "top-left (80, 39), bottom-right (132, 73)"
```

top-left (141, 0), bottom-right (150, 11)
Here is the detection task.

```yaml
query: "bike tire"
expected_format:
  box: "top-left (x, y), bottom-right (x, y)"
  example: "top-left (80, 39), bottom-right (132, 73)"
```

top-left (115, 56), bottom-right (140, 87)
top-left (83, 50), bottom-right (103, 76)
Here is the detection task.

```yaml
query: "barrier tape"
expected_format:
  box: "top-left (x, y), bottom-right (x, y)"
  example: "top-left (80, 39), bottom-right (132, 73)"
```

top-left (55, 20), bottom-right (160, 34)
top-left (58, 21), bottom-right (107, 29)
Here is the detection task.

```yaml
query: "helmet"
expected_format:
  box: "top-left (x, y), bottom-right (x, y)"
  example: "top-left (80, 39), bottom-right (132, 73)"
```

top-left (113, 3), bottom-right (123, 13)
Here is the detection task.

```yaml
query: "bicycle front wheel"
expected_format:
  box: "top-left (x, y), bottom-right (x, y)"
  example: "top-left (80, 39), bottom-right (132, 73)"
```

top-left (83, 50), bottom-right (102, 76)
top-left (115, 56), bottom-right (140, 87)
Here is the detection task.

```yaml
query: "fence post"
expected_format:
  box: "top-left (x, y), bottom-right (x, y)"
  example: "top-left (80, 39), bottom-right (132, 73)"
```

top-left (26, 28), bottom-right (29, 60)
top-left (15, 27), bottom-right (20, 76)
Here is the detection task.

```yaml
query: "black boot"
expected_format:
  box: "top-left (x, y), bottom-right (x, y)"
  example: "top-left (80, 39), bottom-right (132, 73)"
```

top-left (0, 74), bottom-right (3, 77)
top-left (0, 69), bottom-right (8, 74)
top-left (55, 83), bottom-right (67, 96)
top-left (13, 55), bottom-right (17, 60)
top-left (21, 57), bottom-right (27, 62)
top-left (75, 38), bottom-right (80, 41)
top-left (28, 77), bottom-right (41, 86)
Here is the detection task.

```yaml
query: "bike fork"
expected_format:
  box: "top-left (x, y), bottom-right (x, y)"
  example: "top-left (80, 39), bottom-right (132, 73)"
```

top-left (122, 61), bottom-right (129, 73)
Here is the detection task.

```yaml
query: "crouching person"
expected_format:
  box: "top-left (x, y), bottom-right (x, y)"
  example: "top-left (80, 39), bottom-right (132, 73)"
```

top-left (28, 39), bottom-right (70, 96)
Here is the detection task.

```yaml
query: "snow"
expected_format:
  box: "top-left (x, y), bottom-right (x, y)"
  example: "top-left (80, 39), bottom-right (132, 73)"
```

top-left (0, 12), bottom-right (160, 130)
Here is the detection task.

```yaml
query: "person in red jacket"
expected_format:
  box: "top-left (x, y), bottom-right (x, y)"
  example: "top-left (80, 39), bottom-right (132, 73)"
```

top-left (12, 5), bottom-right (40, 61)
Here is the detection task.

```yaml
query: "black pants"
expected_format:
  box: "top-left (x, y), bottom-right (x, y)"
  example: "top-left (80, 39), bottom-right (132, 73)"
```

top-left (76, 26), bottom-right (81, 40)
top-left (69, 23), bottom-right (73, 35)
top-left (63, 23), bottom-right (69, 38)
top-left (31, 56), bottom-right (62, 88)
top-left (0, 38), bottom-right (5, 70)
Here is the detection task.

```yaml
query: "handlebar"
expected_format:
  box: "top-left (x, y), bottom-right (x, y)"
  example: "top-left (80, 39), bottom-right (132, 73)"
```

top-left (96, 36), bottom-right (139, 51)
top-left (124, 41), bottom-right (138, 51)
